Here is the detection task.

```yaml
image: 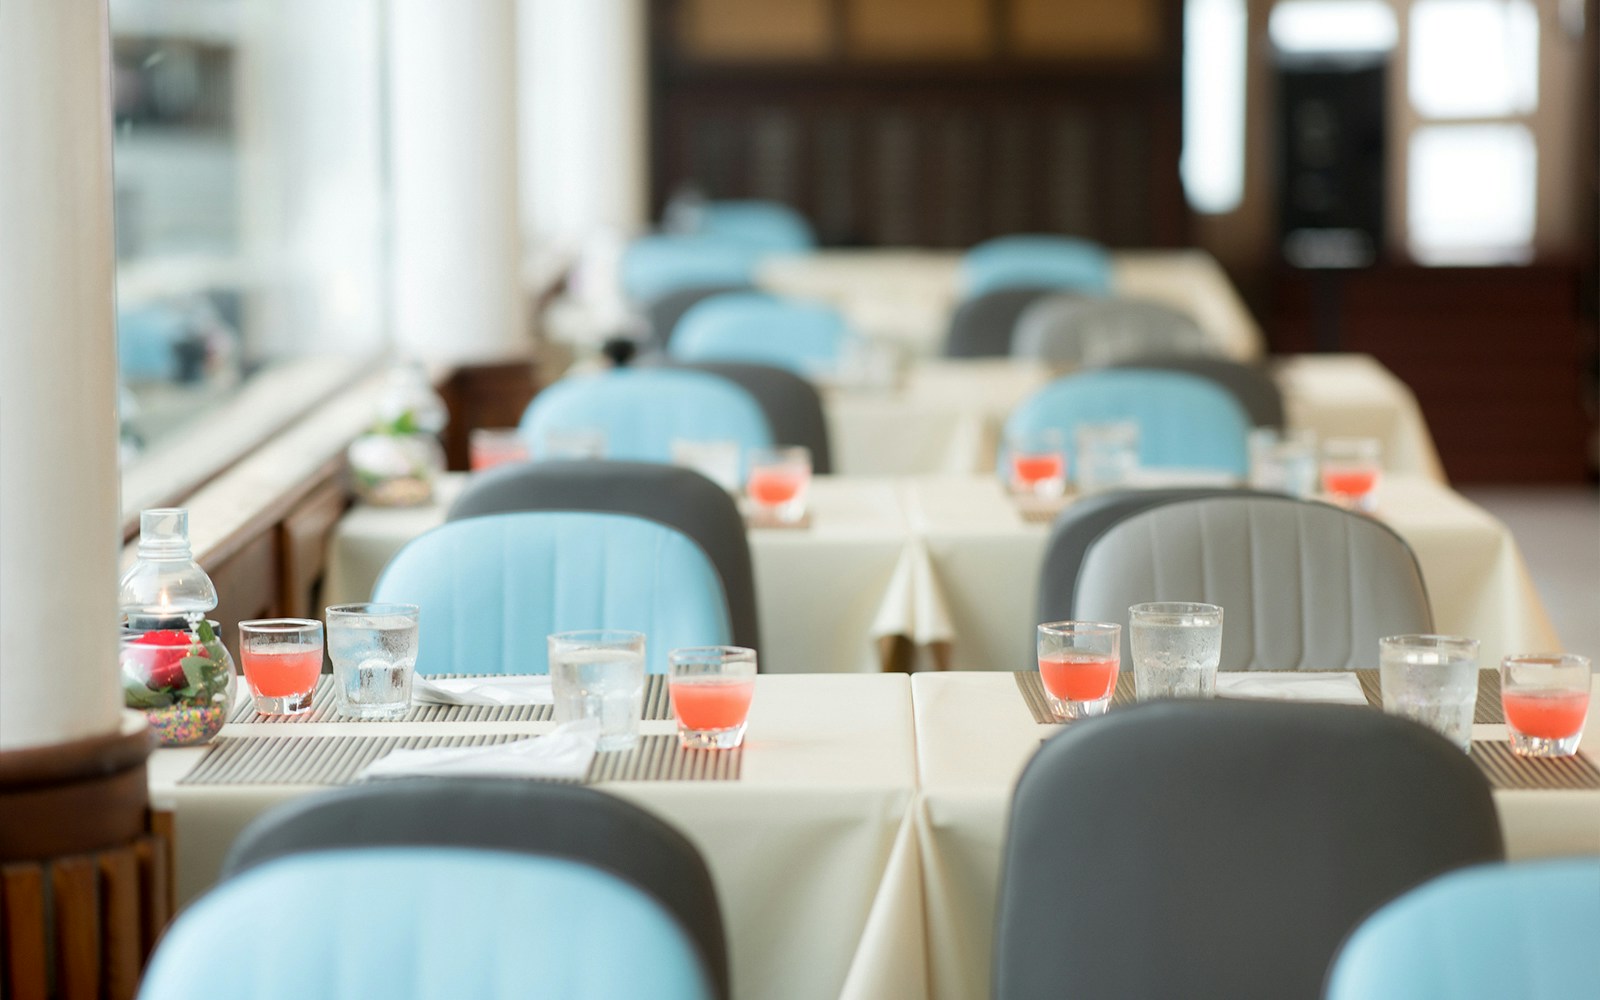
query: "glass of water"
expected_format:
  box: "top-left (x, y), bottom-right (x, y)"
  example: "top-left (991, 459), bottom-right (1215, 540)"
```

top-left (547, 630), bottom-right (646, 752)
top-left (1379, 634), bottom-right (1480, 752)
top-left (1248, 428), bottom-right (1318, 498)
top-left (1129, 602), bottom-right (1224, 701)
top-left (325, 603), bottom-right (419, 720)
top-left (1075, 422), bottom-right (1140, 494)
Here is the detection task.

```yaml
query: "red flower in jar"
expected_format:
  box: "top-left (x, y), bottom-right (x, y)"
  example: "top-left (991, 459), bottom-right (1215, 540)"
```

top-left (132, 629), bottom-right (201, 691)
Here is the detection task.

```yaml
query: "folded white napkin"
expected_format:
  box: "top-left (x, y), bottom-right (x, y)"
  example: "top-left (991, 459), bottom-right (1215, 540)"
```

top-left (1216, 671), bottom-right (1368, 705)
top-left (411, 675), bottom-right (554, 706)
top-left (357, 719), bottom-right (599, 782)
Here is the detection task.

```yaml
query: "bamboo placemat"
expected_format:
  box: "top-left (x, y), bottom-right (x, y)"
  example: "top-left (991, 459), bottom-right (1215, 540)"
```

top-left (1016, 671), bottom-right (1137, 724)
top-left (229, 675), bottom-right (673, 724)
top-left (179, 732), bottom-right (740, 786)
top-left (1354, 670), bottom-right (1505, 724)
top-left (1470, 741), bottom-right (1600, 790)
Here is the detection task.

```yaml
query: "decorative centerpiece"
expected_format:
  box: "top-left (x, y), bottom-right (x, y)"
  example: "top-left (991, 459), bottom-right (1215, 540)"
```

top-left (348, 363), bottom-right (448, 507)
top-left (118, 508), bottom-right (235, 746)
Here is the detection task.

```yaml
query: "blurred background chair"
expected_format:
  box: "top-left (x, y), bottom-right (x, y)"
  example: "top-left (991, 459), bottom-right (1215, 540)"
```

top-left (220, 779), bottom-right (730, 1000)
top-left (961, 234), bottom-right (1113, 298)
top-left (619, 235), bottom-right (762, 305)
top-left (645, 284), bottom-right (752, 350)
top-left (1109, 356), bottom-right (1286, 429)
top-left (520, 368), bottom-right (773, 465)
top-left (941, 286), bottom-right (1061, 358)
top-left (1001, 368), bottom-right (1252, 478)
top-left (1011, 295), bottom-right (1210, 367)
top-left (1044, 493), bottom-right (1432, 671)
top-left (688, 199), bottom-right (816, 254)
top-left (372, 511), bottom-right (732, 674)
top-left (668, 292), bottom-right (849, 377)
top-left (1325, 858), bottom-right (1600, 1000)
top-left (994, 699), bottom-right (1504, 1000)
top-left (657, 361), bottom-right (833, 473)
top-left (447, 461), bottom-right (761, 653)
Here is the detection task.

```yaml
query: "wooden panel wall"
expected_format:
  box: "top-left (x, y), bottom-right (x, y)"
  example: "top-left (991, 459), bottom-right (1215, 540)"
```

top-left (651, 0), bottom-right (1185, 248)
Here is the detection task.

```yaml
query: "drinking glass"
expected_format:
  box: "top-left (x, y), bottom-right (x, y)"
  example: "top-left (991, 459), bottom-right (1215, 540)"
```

top-left (326, 603), bottom-right (419, 720)
top-left (238, 619), bottom-right (324, 715)
top-left (1075, 422), bottom-right (1140, 494)
top-left (746, 446), bottom-right (812, 524)
top-left (539, 427), bottom-right (607, 461)
top-left (1379, 634), bottom-right (1479, 752)
top-left (1322, 437), bottom-right (1382, 512)
top-left (1129, 603), bottom-right (1223, 701)
top-left (671, 438), bottom-right (742, 493)
top-left (668, 646), bottom-right (757, 750)
top-left (1006, 428), bottom-right (1068, 499)
top-left (469, 428), bottom-right (529, 471)
top-left (1248, 428), bottom-right (1318, 498)
top-left (1037, 621), bottom-right (1121, 720)
top-left (1500, 653), bottom-right (1591, 757)
top-left (548, 630), bottom-right (645, 752)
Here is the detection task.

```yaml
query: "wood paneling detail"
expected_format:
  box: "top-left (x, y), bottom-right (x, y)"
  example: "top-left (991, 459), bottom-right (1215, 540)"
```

top-left (677, 0), bottom-right (833, 60)
top-left (846, 0), bottom-right (992, 60)
top-left (1008, 0), bottom-right (1162, 59)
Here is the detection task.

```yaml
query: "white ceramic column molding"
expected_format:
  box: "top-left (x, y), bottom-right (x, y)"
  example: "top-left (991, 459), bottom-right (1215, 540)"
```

top-left (0, 0), bottom-right (126, 751)
top-left (388, 0), bottom-right (527, 362)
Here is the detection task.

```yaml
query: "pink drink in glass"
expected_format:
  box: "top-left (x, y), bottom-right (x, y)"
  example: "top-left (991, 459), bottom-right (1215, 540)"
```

top-left (747, 469), bottom-right (805, 505)
top-left (1037, 621), bottom-right (1121, 721)
top-left (239, 618), bottom-right (323, 715)
top-left (1501, 653), bottom-right (1592, 757)
top-left (241, 646), bottom-right (322, 699)
top-left (670, 680), bottom-right (756, 731)
top-left (1039, 654), bottom-right (1119, 703)
top-left (1504, 690), bottom-right (1589, 741)
top-left (1011, 453), bottom-right (1066, 494)
top-left (669, 646), bottom-right (757, 749)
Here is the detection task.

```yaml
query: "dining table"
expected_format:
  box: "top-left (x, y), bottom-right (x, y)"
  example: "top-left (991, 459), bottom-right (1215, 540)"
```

top-left (323, 472), bottom-right (1560, 677)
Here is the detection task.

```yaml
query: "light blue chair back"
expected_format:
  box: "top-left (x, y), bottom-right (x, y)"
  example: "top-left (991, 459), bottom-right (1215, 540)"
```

top-left (620, 235), bottom-right (762, 304)
top-left (372, 511), bottom-right (732, 675)
top-left (962, 234), bottom-right (1113, 298)
top-left (520, 368), bottom-right (774, 467)
top-left (1326, 858), bottom-right (1600, 1000)
top-left (139, 848), bottom-right (715, 1000)
top-left (669, 292), bottom-right (849, 376)
top-left (694, 200), bottom-right (815, 253)
top-left (1002, 368), bottom-right (1251, 477)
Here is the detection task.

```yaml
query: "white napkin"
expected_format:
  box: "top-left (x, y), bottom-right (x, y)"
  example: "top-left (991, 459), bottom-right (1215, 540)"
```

top-left (357, 719), bottom-right (599, 782)
top-left (1217, 671), bottom-right (1368, 705)
top-left (411, 675), bottom-right (554, 706)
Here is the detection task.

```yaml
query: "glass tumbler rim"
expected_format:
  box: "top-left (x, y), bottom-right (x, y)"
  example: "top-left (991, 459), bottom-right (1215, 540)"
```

top-left (547, 628), bottom-right (646, 646)
top-left (1501, 651), bottom-right (1590, 669)
top-left (748, 444), bottom-right (812, 464)
top-left (1129, 602), bottom-right (1223, 624)
top-left (1038, 620), bottom-right (1122, 638)
top-left (326, 602), bottom-right (419, 619)
top-left (1380, 634), bottom-right (1481, 653)
top-left (669, 644), bottom-right (756, 661)
top-left (239, 618), bottom-right (323, 635)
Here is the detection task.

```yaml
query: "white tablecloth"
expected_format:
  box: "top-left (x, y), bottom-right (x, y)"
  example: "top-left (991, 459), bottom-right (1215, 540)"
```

top-left (903, 474), bottom-right (1561, 672)
top-left (147, 674), bottom-right (922, 1000)
top-left (824, 353), bottom-right (1446, 482)
top-left (909, 671), bottom-right (1600, 1000)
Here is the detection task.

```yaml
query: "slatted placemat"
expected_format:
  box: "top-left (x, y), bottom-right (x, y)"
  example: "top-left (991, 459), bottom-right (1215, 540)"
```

top-left (1016, 671), bottom-right (1137, 724)
top-left (1354, 670), bottom-right (1505, 724)
top-left (179, 732), bottom-right (740, 786)
top-left (1470, 740), bottom-right (1600, 790)
top-left (229, 675), bottom-right (673, 724)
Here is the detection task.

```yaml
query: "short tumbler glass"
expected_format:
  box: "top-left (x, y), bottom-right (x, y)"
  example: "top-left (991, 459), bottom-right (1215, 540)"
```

top-left (746, 446), bottom-right (812, 524)
top-left (548, 630), bottom-right (646, 752)
top-left (238, 619), bottom-right (324, 716)
top-left (326, 603), bottom-right (419, 720)
top-left (1379, 634), bottom-right (1480, 752)
top-left (1322, 437), bottom-right (1382, 512)
top-left (1129, 603), bottom-right (1224, 701)
top-left (668, 646), bottom-right (757, 750)
top-left (1500, 653), bottom-right (1591, 758)
top-left (1037, 621), bottom-right (1121, 720)
top-left (1075, 422), bottom-right (1140, 494)
top-left (1006, 429), bottom-right (1068, 499)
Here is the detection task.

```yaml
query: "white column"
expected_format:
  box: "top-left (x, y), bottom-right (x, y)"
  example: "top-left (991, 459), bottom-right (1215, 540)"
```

top-left (388, 0), bottom-right (527, 362)
top-left (0, 0), bottom-right (126, 751)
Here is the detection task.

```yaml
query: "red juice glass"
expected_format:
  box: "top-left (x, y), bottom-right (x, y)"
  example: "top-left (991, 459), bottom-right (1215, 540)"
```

top-left (1501, 653), bottom-right (1591, 758)
top-left (746, 446), bottom-right (812, 525)
top-left (238, 619), bottom-right (324, 716)
top-left (1321, 437), bottom-right (1382, 513)
top-left (1037, 621), bottom-right (1121, 721)
top-left (1006, 428), bottom-right (1068, 499)
top-left (669, 646), bottom-right (757, 750)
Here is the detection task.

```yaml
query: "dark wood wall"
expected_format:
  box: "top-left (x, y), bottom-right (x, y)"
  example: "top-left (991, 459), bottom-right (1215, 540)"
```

top-left (648, 0), bottom-right (1186, 248)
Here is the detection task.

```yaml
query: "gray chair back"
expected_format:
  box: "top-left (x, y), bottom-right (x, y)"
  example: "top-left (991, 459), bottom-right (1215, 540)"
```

top-left (1013, 295), bottom-right (1209, 366)
top-left (646, 284), bottom-right (751, 349)
top-left (223, 779), bottom-right (730, 1000)
top-left (447, 461), bottom-right (761, 653)
top-left (662, 361), bottom-right (833, 473)
top-left (1043, 493), bottom-right (1431, 671)
top-left (995, 699), bottom-right (1504, 1000)
top-left (943, 287), bottom-right (1059, 358)
top-left (1110, 355), bottom-right (1285, 429)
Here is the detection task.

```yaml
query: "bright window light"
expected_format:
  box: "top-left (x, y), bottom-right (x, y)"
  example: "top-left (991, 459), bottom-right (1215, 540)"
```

top-left (1407, 124), bottom-right (1537, 264)
top-left (1182, 0), bottom-right (1247, 214)
top-left (1269, 0), bottom-right (1398, 54)
top-left (1409, 0), bottom-right (1539, 118)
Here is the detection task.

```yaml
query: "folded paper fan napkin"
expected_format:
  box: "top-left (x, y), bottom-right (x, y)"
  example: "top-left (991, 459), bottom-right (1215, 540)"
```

top-left (411, 675), bottom-right (554, 706)
top-left (1216, 671), bottom-right (1368, 705)
top-left (358, 719), bottom-right (599, 782)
